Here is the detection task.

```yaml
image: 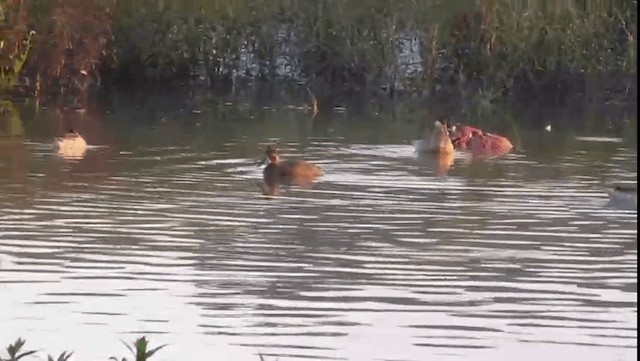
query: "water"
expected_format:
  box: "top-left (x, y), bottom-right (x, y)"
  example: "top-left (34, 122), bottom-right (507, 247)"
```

top-left (0, 102), bottom-right (637, 361)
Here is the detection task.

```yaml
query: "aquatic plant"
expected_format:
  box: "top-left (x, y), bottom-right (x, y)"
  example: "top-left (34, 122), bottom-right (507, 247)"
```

top-left (109, 336), bottom-right (167, 361)
top-left (47, 351), bottom-right (74, 361)
top-left (0, 339), bottom-right (36, 361)
top-left (0, 336), bottom-right (170, 361)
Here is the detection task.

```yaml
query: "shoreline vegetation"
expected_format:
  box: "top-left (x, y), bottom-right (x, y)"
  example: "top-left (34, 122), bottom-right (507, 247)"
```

top-left (0, 337), bottom-right (282, 361)
top-left (1, 337), bottom-right (168, 361)
top-left (0, 0), bottom-right (637, 123)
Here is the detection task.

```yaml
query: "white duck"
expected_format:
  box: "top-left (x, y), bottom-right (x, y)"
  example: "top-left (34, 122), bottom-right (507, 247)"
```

top-left (53, 128), bottom-right (87, 158)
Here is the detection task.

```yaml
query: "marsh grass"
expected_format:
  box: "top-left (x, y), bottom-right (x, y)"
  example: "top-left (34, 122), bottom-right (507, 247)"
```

top-left (107, 0), bottom-right (635, 108)
top-left (5, 0), bottom-right (637, 112)
top-left (21, 0), bottom-right (116, 107)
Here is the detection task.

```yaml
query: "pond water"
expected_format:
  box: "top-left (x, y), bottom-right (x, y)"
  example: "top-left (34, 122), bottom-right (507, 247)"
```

top-left (0, 101), bottom-right (637, 361)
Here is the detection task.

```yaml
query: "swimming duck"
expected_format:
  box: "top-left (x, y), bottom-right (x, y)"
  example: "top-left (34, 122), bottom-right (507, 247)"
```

top-left (467, 132), bottom-right (514, 158)
top-left (448, 124), bottom-right (483, 150)
top-left (413, 120), bottom-right (455, 155)
top-left (258, 145), bottom-right (323, 188)
top-left (53, 128), bottom-right (87, 158)
top-left (448, 123), bottom-right (513, 157)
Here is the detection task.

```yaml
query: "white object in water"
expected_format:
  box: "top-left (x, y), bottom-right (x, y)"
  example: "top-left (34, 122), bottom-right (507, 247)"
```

top-left (53, 129), bottom-right (88, 159)
top-left (544, 124), bottom-right (552, 132)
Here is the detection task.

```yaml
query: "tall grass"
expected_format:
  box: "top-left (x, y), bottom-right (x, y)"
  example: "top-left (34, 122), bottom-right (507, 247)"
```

top-left (5, 0), bottom-right (637, 110)
top-left (108, 0), bottom-right (636, 103)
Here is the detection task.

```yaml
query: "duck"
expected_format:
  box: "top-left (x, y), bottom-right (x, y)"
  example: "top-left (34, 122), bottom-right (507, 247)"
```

top-left (258, 145), bottom-right (323, 188)
top-left (413, 120), bottom-right (455, 155)
top-left (448, 123), bottom-right (513, 157)
top-left (53, 128), bottom-right (87, 158)
top-left (447, 123), bottom-right (484, 150)
top-left (467, 132), bottom-right (514, 158)
top-left (607, 185), bottom-right (637, 210)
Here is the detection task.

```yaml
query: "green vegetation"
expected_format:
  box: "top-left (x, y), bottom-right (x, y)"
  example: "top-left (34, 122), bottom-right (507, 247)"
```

top-left (0, 0), bottom-right (35, 91)
top-left (109, 0), bottom-right (636, 92)
top-left (0, 0), bottom-right (637, 114)
top-left (1, 337), bottom-right (166, 361)
top-left (0, 30), bottom-right (35, 90)
top-left (0, 337), bottom-right (280, 361)
top-left (109, 337), bottom-right (167, 361)
top-left (0, 338), bottom-right (36, 361)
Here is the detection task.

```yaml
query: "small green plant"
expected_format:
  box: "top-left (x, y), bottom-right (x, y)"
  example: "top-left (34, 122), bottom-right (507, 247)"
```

top-left (1, 339), bottom-right (37, 361)
top-left (109, 337), bottom-right (167, 361)
top-left (47, 351), bottom-right (74, 361)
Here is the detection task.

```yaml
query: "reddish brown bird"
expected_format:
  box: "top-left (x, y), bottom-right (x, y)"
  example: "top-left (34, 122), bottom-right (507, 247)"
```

top-left (258, 145), bottom-right (323, 188)
top-left (449, 124), bottom-right (513, 157)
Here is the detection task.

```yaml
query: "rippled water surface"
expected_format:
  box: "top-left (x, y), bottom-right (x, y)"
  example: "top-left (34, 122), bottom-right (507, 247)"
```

top-left (0, 104), bottom-right (637, 361)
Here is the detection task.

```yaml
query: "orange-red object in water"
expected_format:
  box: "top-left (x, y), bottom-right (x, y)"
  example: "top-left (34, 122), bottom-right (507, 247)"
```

top-left (449, 124), bottom-right (513, 157)
top-left (258, 145), bottom-right (323, 196)
top-left (468, 133), bottom-right (514, 157)
top-left (449, 125), bottom-right (483, 150)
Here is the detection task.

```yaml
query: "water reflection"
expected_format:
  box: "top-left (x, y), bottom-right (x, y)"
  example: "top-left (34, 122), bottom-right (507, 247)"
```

top-left (415, 152), bottom-right (455, 176)
top-left (261, 175), bottom-right (320, 198)
top-left (0, 103), bottom-right (636, 361)
top-left (0, 101), bottom-right (28, 184)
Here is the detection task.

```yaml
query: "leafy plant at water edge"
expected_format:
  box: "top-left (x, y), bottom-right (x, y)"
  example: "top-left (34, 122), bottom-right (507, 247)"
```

top-left (47, 351), bottom-right (74, 361)
top-left (0, 338), bottom-right (36, 361)
top-left (109, 336), bottom-right (167, 361)
top-left (1, 337), bottom-right (170, 361)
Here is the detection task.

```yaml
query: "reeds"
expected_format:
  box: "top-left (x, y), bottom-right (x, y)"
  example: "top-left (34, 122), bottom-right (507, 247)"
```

top-left (110, 0), bottom-right (635, 96)
top-left (4, 0), bottom-right (637, 107)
